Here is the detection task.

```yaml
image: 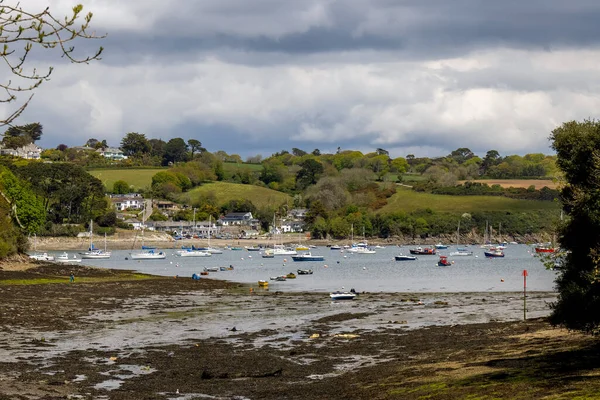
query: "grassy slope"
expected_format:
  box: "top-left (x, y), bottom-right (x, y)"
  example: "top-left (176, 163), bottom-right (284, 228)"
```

top-left (181, 182), bottom-right (291, 209)
top-left (89, 168), bottom-right (166, 191)
top-left (379, 186), bottom-right (559, 213)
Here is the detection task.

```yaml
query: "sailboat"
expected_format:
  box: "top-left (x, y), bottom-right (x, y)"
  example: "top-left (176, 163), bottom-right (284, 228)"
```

top-left (450, 220), bottom-right (472, 256)
top-left (347, 226), bottom-right (376, 254)
top-left (80, 221), bottom-right (111, 259)
top-left (129, 207), bottom-right (166, 260)
top-left (29, 233), bottom-right (55, 261)
top-left (480, 221), bottom-right (493, 249)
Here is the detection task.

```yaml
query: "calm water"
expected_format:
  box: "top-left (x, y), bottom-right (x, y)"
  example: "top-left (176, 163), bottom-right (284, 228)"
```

top-left (49, 244), bottom-right (557, 293)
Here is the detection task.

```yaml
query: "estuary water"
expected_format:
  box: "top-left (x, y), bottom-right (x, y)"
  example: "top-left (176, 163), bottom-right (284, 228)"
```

top-left (49, 244), bottom-right (557, 293)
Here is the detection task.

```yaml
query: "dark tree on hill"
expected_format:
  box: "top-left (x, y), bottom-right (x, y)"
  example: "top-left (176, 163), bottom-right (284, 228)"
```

top-left (481, 150), bottom-right (502, 174)
top-left (148, 138), bottom-right (166, 158)
top-left (296, 159), bottom-right (324, 190)
top-left (163, 138), bottom-right (189, 165)
top-left (57, 144), bottom-right (68, 151)
top-left (86, 138), bottom-right (99, 148)
top-left (188, 139), bottom-right (204, 159)
top-left (292, 148), bottom-right (307, 157)
top-left (449, 148), bottom-right (474, 164)
top-left (121, 132), bottom-right (150, 157)
top-left (312, 149), bottom-right (321, 156)
top-left (550, 119), bottom-right (600, 334)
top-left (376, 148), bottom-right (389, 156)
top-left (2, 122), bottom-right (43, 148)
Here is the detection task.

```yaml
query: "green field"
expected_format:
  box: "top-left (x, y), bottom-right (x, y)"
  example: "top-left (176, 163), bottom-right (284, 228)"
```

top-left (380, 186), bottom-right (560, 213)
top-left (181, 182), bottom-right (291, 208)
top-left (223, 162), bottom-right (262, 173)
top-left (89, 168), bottom-right (166, 191)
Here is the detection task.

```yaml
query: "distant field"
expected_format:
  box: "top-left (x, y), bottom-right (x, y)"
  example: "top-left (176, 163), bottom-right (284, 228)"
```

top-left (181, 182), bottom-right (291, 208)
top-left (380, 186), bottom-right (560, 213)
top-left (457, 179), bottom-right (558, 189)
top-left (223, 162), bottom-right (262, 173)
top-left (89, 168), bottom-right (165, 191)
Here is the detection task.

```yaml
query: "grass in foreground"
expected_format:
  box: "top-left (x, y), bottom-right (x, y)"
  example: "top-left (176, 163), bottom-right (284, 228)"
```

top-left (0, 273), bottom-right (157, 286)
top-left (380, 186), bottom-right (560, 213)
top-left (181, 181), bottom-right (291, 209)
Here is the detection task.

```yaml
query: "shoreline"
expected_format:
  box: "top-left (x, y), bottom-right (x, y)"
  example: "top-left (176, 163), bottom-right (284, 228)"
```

top-left (29, 231), bottom-right (548, 251)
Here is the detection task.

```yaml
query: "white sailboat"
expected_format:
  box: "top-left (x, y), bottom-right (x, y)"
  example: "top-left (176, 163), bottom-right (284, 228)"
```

top-left (450, 220), bottom-right (473, 256)
top-left (55, 252), bottom-right (82, 263)
top-left (29, 233), bottom-right (55, 261)
top-left (130, 207), bottom-right (166, 260)
top-left (80, 221), bottom-right (111, 259)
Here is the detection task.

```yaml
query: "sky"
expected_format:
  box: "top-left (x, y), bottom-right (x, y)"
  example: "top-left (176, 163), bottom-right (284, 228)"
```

top-left (6, 0), bottom-right (600, 160)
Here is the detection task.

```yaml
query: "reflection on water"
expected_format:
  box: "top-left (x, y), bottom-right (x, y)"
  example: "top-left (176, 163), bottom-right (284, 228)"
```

top-left (51, 244), bottom-right (556, 293)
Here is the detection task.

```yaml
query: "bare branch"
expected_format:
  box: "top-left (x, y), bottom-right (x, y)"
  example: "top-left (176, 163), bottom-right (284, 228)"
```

top-left (0, 1), bottom-right (105, 126)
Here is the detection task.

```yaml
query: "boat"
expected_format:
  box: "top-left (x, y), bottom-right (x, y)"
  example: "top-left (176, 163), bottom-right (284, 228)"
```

top-left (395, 254), bottom-right (417, 261)
top-left (409, 247), bottom-right (436, 255)
top-left (130, 249), bottom-right (167, 260)
top-left (141, 245), bottom-right (156, 250)
top-left (295, 245), bottom-right (310, 251)
top-left (534, 246), bottom-right (555, 253)
top-left (435, 243), bottom-right (448, 249)
top-left (449, 249), bottom-right (473, 256)
top-left (330, 245), bottom-right (341, 250)
top-left (347, 246), bottom-right (376, 254)
top-left (79, 221), bottom-right (111, 259)
top-left (286, 272), bottom-right (297, 279)
top-left (297, 269), bottom-right (313, 275)
top-left (374, 245), bottom-right (386, 249)
top-left (262, 252), bottom-right (275, 259)
top-left (55, 252), bottom-right (82, 263)
top-left (291, 252), bottom-right (325, 262)
top-left (29, 252), bottom-right (55, 261)
top-left (272, 245), bottom-right (297, 256)
top-left (270, 275), bottom-right (286, 281)
top-left (204, 267), bottom-right (219, 272)
top-left (246, 246), bottom-right (261, 252)
top-left (176, 249), bottom-right (211, 257)
top-left (330, 289), bottom-right (358, 300)
top-left (484, 247), bottom-right (505, 258)
top-left (438, 255), bottom-right (451, 266)
top-left (258, 280), bottom-right (269, 287)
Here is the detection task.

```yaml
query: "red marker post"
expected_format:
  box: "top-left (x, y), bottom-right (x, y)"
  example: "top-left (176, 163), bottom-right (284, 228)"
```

top-left (523, 269), bottom-right (528, 320)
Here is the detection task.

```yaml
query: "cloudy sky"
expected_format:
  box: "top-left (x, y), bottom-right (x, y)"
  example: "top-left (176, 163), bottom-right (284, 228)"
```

top-left (8, 0), bottom-right (600, 159)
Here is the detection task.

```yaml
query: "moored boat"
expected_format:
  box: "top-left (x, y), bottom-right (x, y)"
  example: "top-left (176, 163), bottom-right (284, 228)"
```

top-left (258, 280), bottom-right (269, 287)
top-left (409, 247), bottom-right (436, 255)
top-left (297, 269), bottom-right (313, 275)
top-left (435, 243), bottom-right (448, 249)
top-left (55, 252), bottom-right (82, 263)
top-left (395, 254), bottom-right (417, 261)
top-left (291, 252), bottom-right (325, 262)
top-left (484, 247), bottom-right (505, 258)
top-left (29, 252), bottom-right (55, 262)
top-left (176, 249), bottom-right (211, 257)
top-left (330, 289), bottom-right (358, 300)
top-left (438, 255), bottom-right (451, 266)
top-left (286, 272), bottom-right (297, 279)
top-left (129, 249), bottom-right (167, 260)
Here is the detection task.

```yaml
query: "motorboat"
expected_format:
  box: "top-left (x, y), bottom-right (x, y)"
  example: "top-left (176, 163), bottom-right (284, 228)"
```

top-left (438, 255), bottom-right (451, 267)
top-left (449, 249), bottom-right (473, 256)
top-left (297, 269), bottom-right (313, 275)
top-left (409, 247), bottom-right (436, 255)
top-left (291, 252), bottom-right (325, 262)
top-left (286, 272), bottom-right (297, 279)
top-left (435, 243), bottom-right (449, 249)
top-left (246, 246), bottom-right (261, 252)
top-left (330, 289), bottom-right (358, 300)
top-left (347, 246), bottom-right (376, 254)
top-left (258, 280), bottom-right (269, 287)
top-left (395, 254), bottom-right (417, 261)
top-left (29, 252), bottom-right (55, 262)
top-left (484, 248), bottom-right (505, 258)
top-left (270, 275), bottom-right (287, 281)
top-left (329, 245), bottom-right (341, 250)
top-left (55, 252), bottom-right (82, 263)
top-left (204, 267), bottom-right (219, 272)
top-left (129, 249), bottom-right (167, 260)
top-left (176, 249), bottom-right (211, 257)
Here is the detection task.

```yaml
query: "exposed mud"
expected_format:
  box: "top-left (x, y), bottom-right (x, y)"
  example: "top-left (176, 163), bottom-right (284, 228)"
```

top-left (1, 264), bottom-right (597, 400)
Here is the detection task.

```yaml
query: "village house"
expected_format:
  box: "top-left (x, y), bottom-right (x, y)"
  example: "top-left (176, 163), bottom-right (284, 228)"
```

top-left (110, 193), bottom-right (144, 211)
top-left (96, 147), bottom-right (128, 160)
top-left (0, 143), bottom-right (42, 159)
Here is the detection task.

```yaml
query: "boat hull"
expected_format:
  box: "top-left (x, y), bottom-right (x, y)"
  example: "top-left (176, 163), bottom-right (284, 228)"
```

top-left (330, 292), bottom-right (357, 300)
top-left (395, 255), bottom-right (417, 261)
top-left (129, 251), bottom-right (166, 260)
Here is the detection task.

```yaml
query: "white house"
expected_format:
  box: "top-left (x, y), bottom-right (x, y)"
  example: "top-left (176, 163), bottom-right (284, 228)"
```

top-left (219, 212), bottom-right (254, 226)
top-left (0, 143), bottom-right (42, 159)
top-left (97, 147), bottom-right (128, 160)
top-left (110, 194), bottom-right (143, 211)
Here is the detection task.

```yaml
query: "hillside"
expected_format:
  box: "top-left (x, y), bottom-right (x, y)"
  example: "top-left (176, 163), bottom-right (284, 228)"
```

top-left (88, 168), bottom-right (166, 191)
top-left (180, 182), bottom-right (292, 209)
top-left (379, 186), bottom-right (560, 213)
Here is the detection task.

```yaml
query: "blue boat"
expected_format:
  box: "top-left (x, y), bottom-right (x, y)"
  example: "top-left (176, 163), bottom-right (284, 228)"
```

top-left (291, 253), bottom-right (325, 262)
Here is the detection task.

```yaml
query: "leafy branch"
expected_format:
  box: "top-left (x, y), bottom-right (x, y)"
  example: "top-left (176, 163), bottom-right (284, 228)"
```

top-left (0, 2), bottom-right (105, 125)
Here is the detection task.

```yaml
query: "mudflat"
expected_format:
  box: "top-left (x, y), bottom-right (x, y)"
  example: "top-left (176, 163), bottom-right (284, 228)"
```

top-left (1, 264), bottom-right (598, 399)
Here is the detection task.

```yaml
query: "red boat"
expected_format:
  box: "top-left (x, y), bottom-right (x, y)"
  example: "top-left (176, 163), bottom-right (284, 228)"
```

top-left (409, 247), bottom-right (436, 255)
top-left (437, 255), bottom-right (451, 266)
top-left (534, 247), bottom-right (555, 253)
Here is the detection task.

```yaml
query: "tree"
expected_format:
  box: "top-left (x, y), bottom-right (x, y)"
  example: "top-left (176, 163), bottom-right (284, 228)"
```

top-left (188, 139), bottom-right (204, 159)
top-left (148, 138), bottom-right (166, 158)
top-left (449, 148), bottom-right (475, 164)
top-left (2, 122), bottom-right (43, 148)
top-left (163, 138), bottom-right (188, 165)
top-left (86, 138), bottom-right (99, 148)
top-left (481, 150), bottom-right (502, 175)
top-left (0, 4), bottom-right (103, 125)
top-left (376, 148), bottom-right (389, 156)
top-left (121, 132), bottom-right (150, 157)
top-left (549, 119), bottom-right (600, 334)
top-left (312, 149), bottom-right (321, 156)
top-left (113, 180), bottom-right (130, 194)
top-left (292, 148), bottom-right (307, 157)
top-left (296, 159), bottom-right (324, 190)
